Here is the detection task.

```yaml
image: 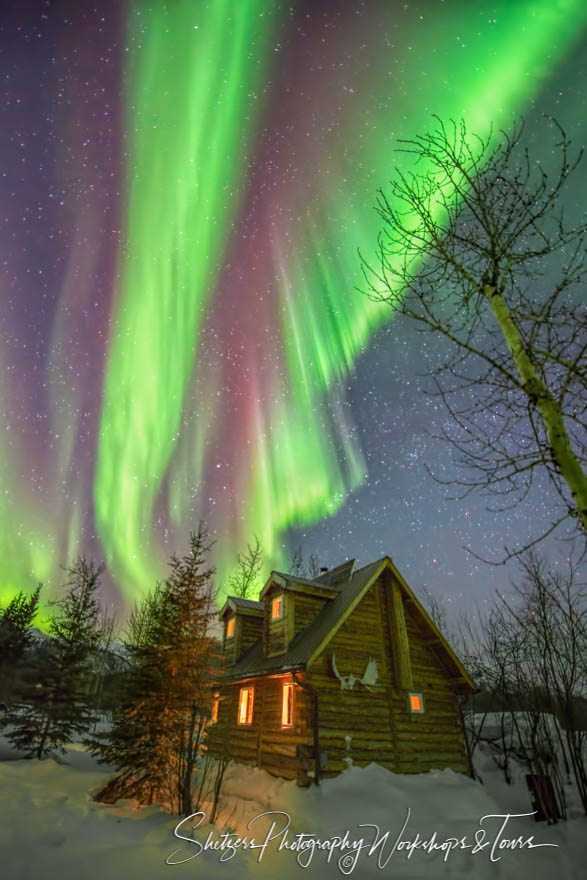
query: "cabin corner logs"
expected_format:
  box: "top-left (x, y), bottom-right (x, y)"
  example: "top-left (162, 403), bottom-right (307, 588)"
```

top-left (205, 559), bottom-right (473, 786)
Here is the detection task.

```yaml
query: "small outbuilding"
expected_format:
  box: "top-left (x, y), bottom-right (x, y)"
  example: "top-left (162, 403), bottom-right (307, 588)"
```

top-left (205, 556), bottom-right (475, 785)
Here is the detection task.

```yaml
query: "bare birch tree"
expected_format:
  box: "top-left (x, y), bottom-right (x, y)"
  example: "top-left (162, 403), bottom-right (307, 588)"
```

top-left (228, 537), bottom-right (264, 600)
top-left (361, 118), bottom-right (587, 555)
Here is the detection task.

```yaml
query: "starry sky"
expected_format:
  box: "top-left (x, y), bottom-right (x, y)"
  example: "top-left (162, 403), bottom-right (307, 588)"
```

top-left (1, 0), bottom-right (586, 622)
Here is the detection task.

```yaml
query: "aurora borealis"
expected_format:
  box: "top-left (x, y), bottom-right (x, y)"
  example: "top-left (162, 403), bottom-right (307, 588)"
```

top-left (1, 1), bottom-right (586, 614)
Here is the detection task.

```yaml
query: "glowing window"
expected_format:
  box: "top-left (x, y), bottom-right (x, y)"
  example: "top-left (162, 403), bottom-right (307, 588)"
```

top-left (238, 687), bottom-right (254, 725)
top-left (409, 693), bottom-right (424, 713)
top-left (226, 617), bottom-right (235, 638)
top-left (211, 694), bottom-right (219, 723)
top-left (281, 683), bottom-right (293, 727)
top-left (271, 596), bottom-right (283, 619)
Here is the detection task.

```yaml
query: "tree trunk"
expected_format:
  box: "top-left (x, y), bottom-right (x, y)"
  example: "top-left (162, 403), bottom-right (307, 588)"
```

top-left (36, 712), bottom-right (52, 759)
top-left (486, 286), bottom-right (587, 532)
top-left (180, 705), bottom-right (199, 815)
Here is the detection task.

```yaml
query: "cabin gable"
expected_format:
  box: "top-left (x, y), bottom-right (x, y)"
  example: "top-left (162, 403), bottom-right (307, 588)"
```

top-left (305, 567), bottom-right (471, 778)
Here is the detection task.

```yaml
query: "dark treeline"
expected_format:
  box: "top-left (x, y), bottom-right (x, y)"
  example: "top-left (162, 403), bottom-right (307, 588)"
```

top-left (0, 525), bottom-right (221, 815)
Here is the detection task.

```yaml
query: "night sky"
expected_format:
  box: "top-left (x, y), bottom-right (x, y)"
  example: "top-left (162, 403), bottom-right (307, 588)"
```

top-left (1, 0), bottom-right (586, 621)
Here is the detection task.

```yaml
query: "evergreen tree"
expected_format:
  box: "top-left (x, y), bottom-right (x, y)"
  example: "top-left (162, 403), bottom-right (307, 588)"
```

top-left (1, 558), bottom-right (105, 758)
top-left (0, 585), bottom-right (42, 701)
top-left (91, 525), bottom-right (217, 813)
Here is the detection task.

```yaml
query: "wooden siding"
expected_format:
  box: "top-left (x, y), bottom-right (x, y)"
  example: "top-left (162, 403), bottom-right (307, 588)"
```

top-left (264, 590), bottom-right (290, 658)
top-left (307, 577), bottom-right (395, 777)
top-left (239, 614), bottom-right (263, 657)
top-left (222, 613), bottom-right (262, 668)
top-left (388, 580), bottom-right (413, 689)
top-left (205, 675), bottom-right (312, 780)
top-left (306, 574), bottom-right (468, 777)
top-left (222, 617), bottom-right (238, 667)
top-left (394, 593), bottom-right (468, 774)
top-left (294, 593), bottom-right (327, 634)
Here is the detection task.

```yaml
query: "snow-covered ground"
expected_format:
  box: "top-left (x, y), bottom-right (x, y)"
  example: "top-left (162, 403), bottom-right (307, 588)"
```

top-left (0, 733), bottom-right (583, 880)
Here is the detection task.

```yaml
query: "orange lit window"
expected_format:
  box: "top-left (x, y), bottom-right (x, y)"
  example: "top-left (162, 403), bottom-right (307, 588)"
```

top-left (409, 693), bottom-right (424, 713)
top-left (211, 694), bottom-right (219, 723)
top-left (238, 687), bottom-right (254, 725)
top-left (226, 617), bottom-right (235, 638)
top-left (281, 683), bottom-right (293, 727)
top-left (271, 596), bottom-right (283, 619)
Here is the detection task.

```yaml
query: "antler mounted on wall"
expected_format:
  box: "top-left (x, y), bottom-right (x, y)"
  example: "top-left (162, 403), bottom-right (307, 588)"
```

top-left (331, 653), bottom-right (379, 691)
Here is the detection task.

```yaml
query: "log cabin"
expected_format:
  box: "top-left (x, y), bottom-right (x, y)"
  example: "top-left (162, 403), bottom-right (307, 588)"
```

top-left (205, 555), bottom-right (475, 786)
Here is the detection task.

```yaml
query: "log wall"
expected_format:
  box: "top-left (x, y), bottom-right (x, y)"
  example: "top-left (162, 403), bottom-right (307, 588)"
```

top-left (205, 674), bottom-right (312, 780)
top-left (263, 590), bottom-right (290, 658)
top-left (306, 574), bottom-right (469, 777)
top-left (394, 593), bottom-right (468, 774)
top-left (222, 617), bottom-right (237, 667)
top-left (239, 614), bottom-right (263, 657)
top-left (307, 577), bottom-right (395, 777)
top-left (222, 612), bottom-right (263, 668)
top-left (294, 594), bottom-right (327, 633)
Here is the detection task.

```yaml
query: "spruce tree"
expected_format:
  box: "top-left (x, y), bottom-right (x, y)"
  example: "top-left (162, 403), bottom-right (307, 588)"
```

top-left (0, 585), bottom-right (42, 701)
top-left (90, 525), bottom-right (217, 812)
top-left (164, 527), bottom-right (218, 814)
top-left (2, 558), bottom-right (105, 758)
top-left (89, 584), bottom-right (172, 803)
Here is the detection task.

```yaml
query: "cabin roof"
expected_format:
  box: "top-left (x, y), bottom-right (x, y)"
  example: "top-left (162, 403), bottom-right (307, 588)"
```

top-left (226, 558), bottom-right (384, 679)
top-left (313, 558), bottom-right (356, 586)
top-left (266, 559), bottom-right (355, 591)
top-left (258, 570), bottom-right (343, 601)
top-left (219, 564), bottom-right (356, 618)
top-left (219, 596), bottom-right (264, 618)
top-left (221, 554), bottom-right (475, 693)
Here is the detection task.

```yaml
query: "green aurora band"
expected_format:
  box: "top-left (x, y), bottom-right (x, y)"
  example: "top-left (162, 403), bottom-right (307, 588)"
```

top-left (94, 1), bottom-right (279, 593)
top-left (91, 0), bottom-right (587, 602)
top-left (0, 360), bottom-right (55, 609)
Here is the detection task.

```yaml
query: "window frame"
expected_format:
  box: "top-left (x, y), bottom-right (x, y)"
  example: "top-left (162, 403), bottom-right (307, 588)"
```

top-left (238, 686), bottom-right (255, 725)
top-left (281, 682), bottom-right (294, 728)
top-left (408, 692), bottom-right (425, 714)
top-left (271, 594), bottom-right (284, 620)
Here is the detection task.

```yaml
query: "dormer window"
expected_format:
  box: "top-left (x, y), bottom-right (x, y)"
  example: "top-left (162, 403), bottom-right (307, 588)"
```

top-left (226, 617), bottom-right (235, 638)
top-left (271, 595), bottom-right (283, 619)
